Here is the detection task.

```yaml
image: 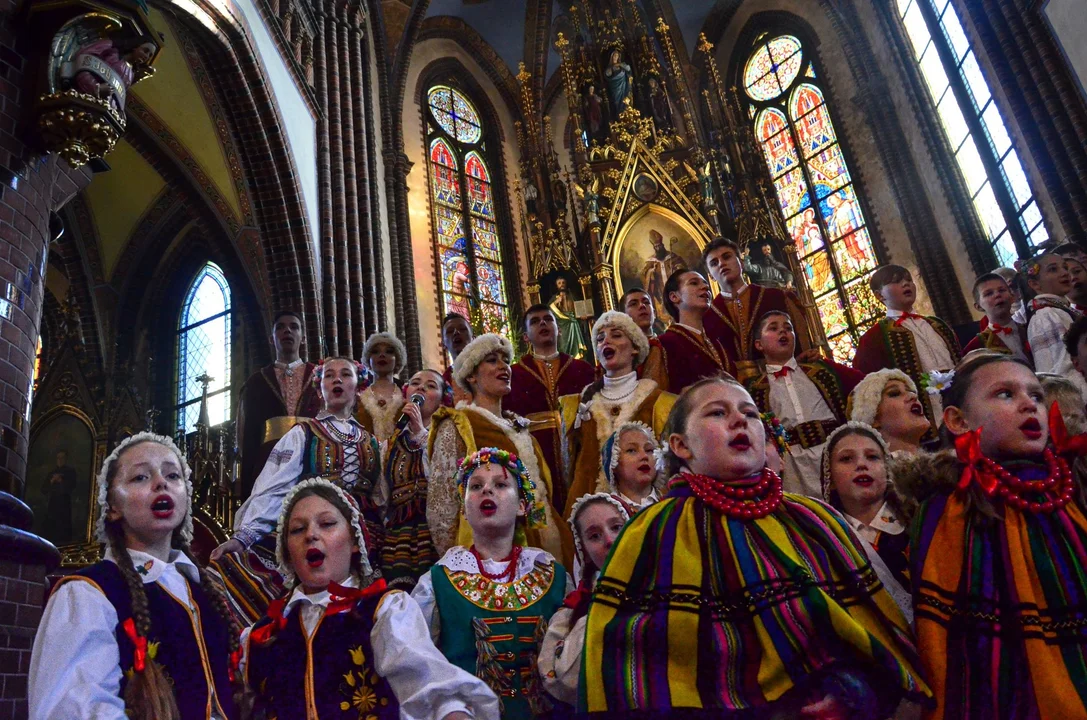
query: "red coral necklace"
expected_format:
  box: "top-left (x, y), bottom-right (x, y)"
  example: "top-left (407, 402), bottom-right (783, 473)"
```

top-left (470, 544), bottom-right (522, 582)
top-left (678, 467), bottom-right (784, 519)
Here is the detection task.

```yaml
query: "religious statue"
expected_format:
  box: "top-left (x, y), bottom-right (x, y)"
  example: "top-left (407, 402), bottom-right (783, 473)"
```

top-left (640, 230), bottom-right (686, 323)
top-left (581, 82), bottom-right (609, 145)
top-left (575, 176), bottom-right (601, 226)
top-left (744, 240), bottom-right (794, 289)
top-left (645, 74), bottom-right (673, 133)
top-left (697, 161), bottom-right (716, 212)
top-left (604, 49), bottom-right (634, 117)
top-left (548, 276), bottom-right (590, 360)
top-left (71, 38), bottom-right (156, 112)
top-left (523, 175), bottom-right (540, 219)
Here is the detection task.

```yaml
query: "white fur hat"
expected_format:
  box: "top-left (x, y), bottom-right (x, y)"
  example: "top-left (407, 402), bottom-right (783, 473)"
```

top-left (275, 477), bottom-right (372, 587)
top-left (591, 311), bottom-right (650, 367)
top-left (847, 368), bottom-right (918, 427)
top-left (452, 333), bottom-right (513, 391)
top-left (95, 432), bottom-right (193, 545)
top-left (362, 332), bottom-right (407, 374)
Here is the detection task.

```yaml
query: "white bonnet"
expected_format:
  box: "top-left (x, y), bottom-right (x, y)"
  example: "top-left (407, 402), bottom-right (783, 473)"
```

top-left (567, 492), bottom-right (631, 585)
top-left (274, 477), bottom-right (372, 587)
top-left (95, 432), bottom-right (193, 545)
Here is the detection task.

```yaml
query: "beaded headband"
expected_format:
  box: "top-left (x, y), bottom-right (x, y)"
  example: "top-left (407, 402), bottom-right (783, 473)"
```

top-left (455, 447), bottom-right (546, 528)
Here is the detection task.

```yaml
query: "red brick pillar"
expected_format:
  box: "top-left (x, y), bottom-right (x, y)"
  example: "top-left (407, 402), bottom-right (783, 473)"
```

top-left (0, 492), bottom-right (60, 719)
top-left (0, 156), bottom-right (91, 495)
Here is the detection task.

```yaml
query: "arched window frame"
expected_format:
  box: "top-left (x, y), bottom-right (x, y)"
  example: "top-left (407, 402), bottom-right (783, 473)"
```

top-left (896, 0), bottom-right (1048, 265)
top-left (175, 262), bottom-right (232, 433)
top-left (423, 81), bottom-right (516, 344)
top-left (740, 31), bottom-right (884, 363)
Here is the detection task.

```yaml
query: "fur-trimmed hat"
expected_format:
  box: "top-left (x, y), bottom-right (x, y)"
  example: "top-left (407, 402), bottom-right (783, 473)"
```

top-left (95, 432), bottom-right (193, 545)
top-left (591, 311), bottom-right (650, 367)
top-left (567, 492), bottom-right (630, 584)
top-left (819, 421), bottom-right (891, 502)
top-left (362, 332), bottom-right (407, 374)
top-left (274, 477), bottom-right (372, 587)
top-left (847, 368), bottom-right (918, 427)
top-left (452, 333), bottom-right (513, 391)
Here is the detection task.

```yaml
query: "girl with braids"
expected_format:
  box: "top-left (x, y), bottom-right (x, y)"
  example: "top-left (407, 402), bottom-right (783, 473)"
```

top-left (580, 376), bottom-right (932, 717)
top-left (598, 421), bottom-right (664, 517)
top-left (898, 351), bottom-right (1087, 719)
top-left (538, 493), bottom-right (630, 708)
top-left (559, 311), bottom-right (675, 517)
top-left (29, 433), bottom-right (241, 719)
top-left (241, 478), bottom-right (498, 720)
top-left (1022, 250), bottom-right (1087, 398)
top-left (821, 422), bottom-right (913, 592)
top-left (210, 356), bottom-right (382, 623)
top-left (380, 368), bottom-right (449, 589)
top-left (412, 448), bottom-right (570, 719)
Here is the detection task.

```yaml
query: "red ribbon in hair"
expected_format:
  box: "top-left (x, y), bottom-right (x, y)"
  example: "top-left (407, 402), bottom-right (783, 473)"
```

top-left (326, 578), bottom-right (387, 615)
top-left (1050, 402), bottom-right (1087, 457)
top-left (121, 617), bottom-right (148, 673)
top-left (955, 426), bottom-right (997, 494)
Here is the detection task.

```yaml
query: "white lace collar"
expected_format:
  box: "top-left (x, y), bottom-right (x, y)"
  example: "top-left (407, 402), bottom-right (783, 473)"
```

top-left (436, 545), bottom-right (555, 580)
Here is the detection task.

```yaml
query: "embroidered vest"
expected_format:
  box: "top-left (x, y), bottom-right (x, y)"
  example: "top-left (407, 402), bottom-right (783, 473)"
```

top-left (60, 561), bottom-right (236, 720)
top-left (383, 427), bottom-right (427, 522)
top-left (295, 419), bottom-right (380, 497)
top-left (246, 590), bottom-right (399, 719)
top-left (431, 558), bottom-right (566, 718)
top-left (747, 360), bottom-right (849, 448)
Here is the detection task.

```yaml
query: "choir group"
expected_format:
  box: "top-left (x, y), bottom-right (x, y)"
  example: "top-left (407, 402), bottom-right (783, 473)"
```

top-left (25, 238), bottom-right (1087, 719)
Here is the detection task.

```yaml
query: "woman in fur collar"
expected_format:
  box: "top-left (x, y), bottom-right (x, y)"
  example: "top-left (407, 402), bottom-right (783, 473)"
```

top-left (427, 333), bottom-right (572, 567)
top-left (357, 332), bottom-right (408, 443)
top-left (559, 311), bottom-right (676, 518)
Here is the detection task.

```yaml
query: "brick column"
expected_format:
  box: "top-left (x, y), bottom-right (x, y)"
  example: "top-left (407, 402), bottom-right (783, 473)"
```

top-left (0, 492), bottom-right (60, 719)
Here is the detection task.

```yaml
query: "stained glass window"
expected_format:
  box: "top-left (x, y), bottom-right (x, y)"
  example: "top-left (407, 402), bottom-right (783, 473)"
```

top-left (425, 85), bottom-right (512, 342)
top-left (898, 0), bottom-right (1047, 264)
top-left (745, 34), bottom-right (879, 362)
top-left (176, 262), bottom-right (231, 433)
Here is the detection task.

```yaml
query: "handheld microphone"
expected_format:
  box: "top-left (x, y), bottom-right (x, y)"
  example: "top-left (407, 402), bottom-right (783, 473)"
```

top-left (395, 393), bottom-right (426, 431)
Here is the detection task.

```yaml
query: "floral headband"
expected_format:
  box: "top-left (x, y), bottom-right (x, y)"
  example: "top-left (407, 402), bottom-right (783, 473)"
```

top-left (1014, 256), bottom-right (1043, 279)
top-left (455, 447), bottom-right (546, 528)
top-left (311, 359), bottom-right (374, 392)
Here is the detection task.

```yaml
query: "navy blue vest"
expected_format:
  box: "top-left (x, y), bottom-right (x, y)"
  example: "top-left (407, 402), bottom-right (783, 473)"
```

top-left (246, 587), bottom-right (400, 719)
top-left (65, 560), bottom-right (236, 720)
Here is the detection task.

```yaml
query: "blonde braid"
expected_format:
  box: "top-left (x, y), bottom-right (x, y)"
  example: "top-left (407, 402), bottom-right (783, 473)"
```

top-left (106, 522), bottom-right (182, 720)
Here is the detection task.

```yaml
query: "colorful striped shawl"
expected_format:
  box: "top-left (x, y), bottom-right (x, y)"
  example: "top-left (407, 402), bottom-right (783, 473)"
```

top-left (580, 480), bottom-right (932, 714)
top-left (911, 462), bottom-right (1087, 720)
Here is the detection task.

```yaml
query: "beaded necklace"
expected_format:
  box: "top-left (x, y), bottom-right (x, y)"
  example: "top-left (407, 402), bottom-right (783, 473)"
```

top-left (673, 467), bottom-right (784, 519)
top-left (972, 450), bottom-right (1074, 514)
top-left (469, 544), bottom-right (522, 583)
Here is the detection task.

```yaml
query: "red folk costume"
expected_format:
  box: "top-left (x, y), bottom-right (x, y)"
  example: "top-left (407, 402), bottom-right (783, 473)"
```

top-left (238, 362), bottom-right (321, 498)
top-left (962, 322), bottom-right (1033, 367)
top-left (657, 323), bottom-right (735, 394)
top-left (703, 284), bottom-right (812, 380)
top-left (506, 353), bottom-right (596, 513)
top-left (852, 315), bottom-right (962, 428)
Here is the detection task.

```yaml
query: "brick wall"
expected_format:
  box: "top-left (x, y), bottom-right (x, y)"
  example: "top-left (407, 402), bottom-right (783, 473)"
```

top-left (0, 560), bottom-right (45, 719)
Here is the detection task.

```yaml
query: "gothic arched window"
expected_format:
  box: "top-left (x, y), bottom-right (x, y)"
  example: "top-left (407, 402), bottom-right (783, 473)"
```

top-left (176, 262), bottom-right (232, 432)
top-left (743, 33), bottom-right (881, 362)
top-left (897, 0), bottom-right (1047, 264)
top-left (425, 84), bottom-right (512, 341)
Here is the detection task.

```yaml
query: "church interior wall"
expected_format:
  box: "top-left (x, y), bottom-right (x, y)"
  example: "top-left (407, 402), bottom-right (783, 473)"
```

top-left (717, 0), bottom-right (975, 319)
top-left (403, 36), bottom-right (530, 370)
top-left (1041, 0), bottom-right (1087, 107)
top-left (365, 10), bottom-right (397, 337)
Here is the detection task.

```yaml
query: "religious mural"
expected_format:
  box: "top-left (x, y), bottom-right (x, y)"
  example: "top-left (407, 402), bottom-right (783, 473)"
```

top-left (26, 412), bottom-right (95, 546)
top-left (616, 212), bottom-right (703, 331)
